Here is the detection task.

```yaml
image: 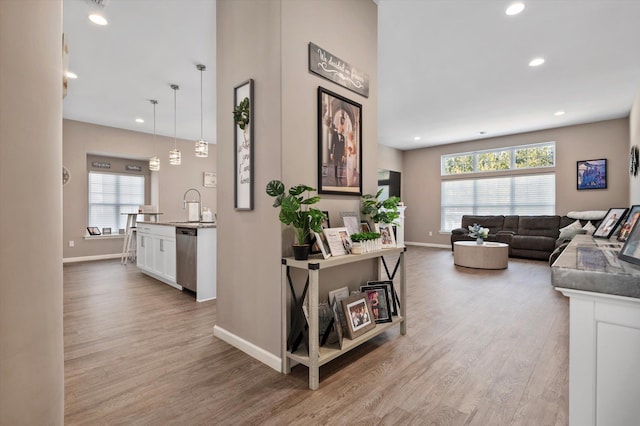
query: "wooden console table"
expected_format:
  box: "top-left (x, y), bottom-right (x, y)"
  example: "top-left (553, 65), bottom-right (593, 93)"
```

top-left (281, 247), bottom-right (406, 390)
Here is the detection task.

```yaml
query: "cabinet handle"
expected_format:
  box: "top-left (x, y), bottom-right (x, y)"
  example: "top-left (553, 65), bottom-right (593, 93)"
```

top-left (160, 239), bottom-right (164, 252)
top-left (141, 236), bottom-right (145, 248)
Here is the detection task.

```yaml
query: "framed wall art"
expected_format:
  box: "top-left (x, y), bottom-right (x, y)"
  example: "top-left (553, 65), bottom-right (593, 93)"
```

top-left (592, 207), bottom-right (628, 239)
top-left (317, 87), bottom-right (362, 196)
top-left (577, 159), bottom-right (607, 190)
top-left (234, 79), bottom-right (254, 210)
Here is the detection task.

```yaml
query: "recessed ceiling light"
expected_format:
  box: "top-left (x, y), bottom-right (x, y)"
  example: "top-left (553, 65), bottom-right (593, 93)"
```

top-left (506, 2), bottom-right (525, 16)
top-left (65, 71), bottom-right (77, 79)
top-left (529, 57), bottom-right (545, 67)
top-left (554, 111), bottom-right (565, 116)
top-left (413, 136), bottom-right (421, 141)
top-left (135, 118), bottom-right (144, 123)
top-left (89, 14), bottom-right (108, 26)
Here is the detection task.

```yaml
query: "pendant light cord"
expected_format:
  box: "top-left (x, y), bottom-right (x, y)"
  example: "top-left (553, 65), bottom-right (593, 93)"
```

top-left (200, 68), bottom-right (204, 139)
top-left (173, 86), bottom-right (177, 149)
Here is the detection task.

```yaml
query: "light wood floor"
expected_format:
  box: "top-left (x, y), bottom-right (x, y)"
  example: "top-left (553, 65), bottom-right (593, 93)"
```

top-left (64, 247), bottom-right (568, 425)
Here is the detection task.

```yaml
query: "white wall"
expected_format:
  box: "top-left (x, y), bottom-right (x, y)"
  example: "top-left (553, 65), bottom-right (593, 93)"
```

top-left (0, 1), bottom-right (64, 423)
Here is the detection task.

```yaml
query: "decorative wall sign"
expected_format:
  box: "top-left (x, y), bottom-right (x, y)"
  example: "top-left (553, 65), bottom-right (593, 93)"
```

top-left (204, 171), bottom-right (217, 188)
top-left (309, 42), bottom-right (369, 98)
top-left (234, 79), bottom-right (254, 210)
top-left (577, 158), bottom-right (607, 190)
top-left (318, 87), bottom-right (362, 195)
top-left (91, 161), bottom-right (111, 169)
top-left (630, 145), bottom-right (639, 177)
top-left (125, 165), bottom-right (142, 172)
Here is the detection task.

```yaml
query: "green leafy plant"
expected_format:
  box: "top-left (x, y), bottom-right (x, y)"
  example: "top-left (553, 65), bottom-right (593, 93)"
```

top-left (266, 180), bottom-right (326, 246)
top-left (361, 189), bottom-right (401, 224)
top-left (350, 231), bottom-right (381, 242)
top-left (233, 97), bottom-right (250, 130)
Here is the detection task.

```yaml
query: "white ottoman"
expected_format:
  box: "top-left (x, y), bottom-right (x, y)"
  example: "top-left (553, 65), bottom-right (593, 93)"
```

top-left (454, 241), bottom-right (509, 269)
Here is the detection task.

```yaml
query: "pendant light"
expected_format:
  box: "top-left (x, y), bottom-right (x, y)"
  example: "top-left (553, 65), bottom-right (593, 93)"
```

top-left (169, 84), bottom-right (181, 165)
top-left (194, 64), bottom-right (208, 158)
top-left (149, 99), bottom-right (160, 171)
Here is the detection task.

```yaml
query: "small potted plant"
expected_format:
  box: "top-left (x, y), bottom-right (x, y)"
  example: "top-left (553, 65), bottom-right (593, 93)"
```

top-left (266, 180), bottom-right (326, 260)
top-left (468, 223), bottom-right (489, 245)
top-left (349, 231), bottom-right (382, 254)
top-left (361, 189), bottom-right (401, 227)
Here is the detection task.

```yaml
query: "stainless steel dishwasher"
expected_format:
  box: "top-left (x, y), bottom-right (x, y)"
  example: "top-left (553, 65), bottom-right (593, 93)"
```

top-left (176, 227), bottom-right (197, 293)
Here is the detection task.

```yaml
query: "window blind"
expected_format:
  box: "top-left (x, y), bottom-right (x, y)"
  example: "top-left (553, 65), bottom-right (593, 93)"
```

top-left (88, 172), bottom-right (145, 231)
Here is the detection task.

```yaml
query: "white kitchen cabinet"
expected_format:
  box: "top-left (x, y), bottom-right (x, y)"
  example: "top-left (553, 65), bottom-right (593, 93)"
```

top-left (137, 224), bottom-right (178, 289)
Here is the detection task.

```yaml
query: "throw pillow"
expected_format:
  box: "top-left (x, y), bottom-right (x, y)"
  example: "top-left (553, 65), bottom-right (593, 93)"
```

top-left (559, 219), bottom-right (583, 240)
top-left (567, 210), bottom-right (608, 221)
top-left (582, 221), bottom-right (597, 235)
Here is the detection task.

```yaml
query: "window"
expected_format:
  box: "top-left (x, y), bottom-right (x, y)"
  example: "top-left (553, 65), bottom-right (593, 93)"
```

top-left (441, 173), bottom-right (555, 231)
top-left (442, 142), bottom-right (555, 175)
top-left (88, 172), bottom-right (145, 231)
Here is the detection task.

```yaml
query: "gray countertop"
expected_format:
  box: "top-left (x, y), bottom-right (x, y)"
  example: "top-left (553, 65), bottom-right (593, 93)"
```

top-left (137, 221), bottom-right (216, 229)
top-left (552, 234), bottom-right (640, 299)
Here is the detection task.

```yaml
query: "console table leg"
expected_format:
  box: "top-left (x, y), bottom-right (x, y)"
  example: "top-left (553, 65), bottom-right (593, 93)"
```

top-left (400, 251), bottom-right (407, 335)
top-left (281, 263), bottom-right (291, 374)
top-left (308, 268), bottom-right (319, 390)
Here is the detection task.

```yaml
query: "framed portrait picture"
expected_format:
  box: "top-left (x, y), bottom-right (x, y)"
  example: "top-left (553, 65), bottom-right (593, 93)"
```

top-left (363, 280), bottom-right (398, 316)
top-left (375, 223), bottom-right (396, 248)
top-left (340, 211), bottom-right (360, 235)
top-left (87, 227), bottom-right (101, 236)
top-left (360, 286), bottom-right (392, 324)
top-left (234, 79), bottom-right (254, 210)
top-left (618, 218), bottom-right (640, 266)
top-left (341, 293), bottom-right (376, 339)
top-left (360, 221), bottom-right (371, 233)
top-left (577, 158), bottom-right (607, 190)
top-left (330, 296), bottom-right (344, 349)
top-left (311, 231), bottom-right (332, 259)
top-left (618, 205), bottom-right (640, 242)
top-left (328, 286), bottom-right (350, 335)
top-left (317, 87), bottom-right (362, 196)
top-left (323, 227), bottom-right (352, 256)
top-left (593, 207), bottom-right (628, 238)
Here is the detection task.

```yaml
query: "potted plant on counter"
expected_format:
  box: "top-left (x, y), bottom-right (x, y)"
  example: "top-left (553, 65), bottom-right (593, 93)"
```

top-left (266, 180), bottom-right (327, 260)
top-left (361, 189), bottom-right (401, 227)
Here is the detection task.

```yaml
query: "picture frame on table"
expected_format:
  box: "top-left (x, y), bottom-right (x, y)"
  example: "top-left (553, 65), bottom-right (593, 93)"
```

top-left (328, 286), bottom-right (350, 335)
top-left (617, 218), bottom-right (640, 266)
top-left (102, 227), bottom-right (111, 235)
top-left (360, 221), bottom-right (371, 233)
top-left (87, 227), bottom-right (101, 236)
top-left (618, 205), bottom-right (640, 242)
top-left (363, 280), bottom-right (398, 316)
top-left (341, 293), bottom-right (376, 339)
top-left (234, 79), bottom-right (254, 210)
top-left (376, 223), bottom-right (396, 248)
top-left (359, 286), bottom-right (392, 324)
top-left (340, 211), bottom-right (360, 235)
top-left (593, 207), bottom-right (628, 239)
top-left (323, 227), bottom-right (352, 256)
top-left (312, 231), bottom-right (332, 260)
top-left (577, 158), bottom-right (607, 190)
top-left (317, 87), bottom-right (363, 196)
top-left (330, 296), bottom-right (344, 349)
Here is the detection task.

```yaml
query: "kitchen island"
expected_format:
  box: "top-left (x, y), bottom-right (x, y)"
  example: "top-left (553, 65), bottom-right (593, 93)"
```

top-left (136, 221), bottom-right (216, 302)
top-left (552, 234), bottom-right (640, 426)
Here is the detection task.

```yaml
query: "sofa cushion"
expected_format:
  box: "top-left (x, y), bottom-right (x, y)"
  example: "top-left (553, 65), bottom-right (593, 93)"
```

top-left (558, 219), bottom-right (583, 240)
top-left (503, 216), bottom-right (519, 233)
top-left (582, 221), bottom-right (597, 235)
top-left (461, 215), bottom-right (505, 232)
top-left (510, 235), bottom-right (557, 252)
top-left (517, 216), bottom-right (561, 239)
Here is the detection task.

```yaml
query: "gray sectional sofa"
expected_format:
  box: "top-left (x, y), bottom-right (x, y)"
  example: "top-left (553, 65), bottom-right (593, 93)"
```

top-left (451, 214), bottom-right (600, 261)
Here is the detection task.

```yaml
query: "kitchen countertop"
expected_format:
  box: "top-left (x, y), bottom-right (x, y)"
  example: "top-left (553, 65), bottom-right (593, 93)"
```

top-left (551, 234), bottom-right (640, 299)
top-left (137, 221), bottom-right (216, 229)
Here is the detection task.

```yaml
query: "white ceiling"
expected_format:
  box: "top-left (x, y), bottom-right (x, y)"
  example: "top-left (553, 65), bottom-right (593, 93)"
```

top-left (63, 0), bottom-right (640, 151)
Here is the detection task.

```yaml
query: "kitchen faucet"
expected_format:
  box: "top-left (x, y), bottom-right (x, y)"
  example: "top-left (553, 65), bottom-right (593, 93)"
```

top-left (183, 188), bottom-right (202, 221)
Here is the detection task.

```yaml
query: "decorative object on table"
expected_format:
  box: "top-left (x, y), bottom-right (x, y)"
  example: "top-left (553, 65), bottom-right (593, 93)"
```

top-left (363, 280), bottom-right (399, 316)
top-left (593, 207), bottom-right (628, 239)
top-left (577, 158), bottom-right (607, 190)
top-left (468, 223), bottom-right (489, 244)
top-left (317, 87), bottom-right (362, 195)
top-left (312, 231), bottom-right (332, 259)
top-left (630, 145), bottom-right (639, 177)
top-left (265, 180), bottom-right (326, 261)
top-left (194, 64), bottom-right (208, 158)
top-left (341, 293), bottom-right (376, 339)
top-left (340, 211), bottom-right (360, 235)
top-left (618, 205), bottom-right (640, 242)
top-left (349, 231), bottom-right (382, 254)
top-left (359, 286), bottom-right (392, 324)
top-left (308, 42), bottom-right (370, 98)
top-left (102, 227), bottom-right (111, 235)
top-left (618, 217), bottom-right (640, 266)
top-left (322, 227), bottom-right (352, 256)
top-left (328, 287), bottom-right (350, 335)
top-left (361, 188), bottom-right (400, 228)
top-left (87, 227), bottom-right (101, 236)
top-left (360, 221), bottom-right (371, 233)
top-left (234, 79), bottom-right (254, 210)
top-left (118, 228), bottom-right (125, 235)
top-left (330, 297), bottom-right (344, 349)
top-left (203, 171), bottom-right (216, 188)
top-left (169, 84), bottom-right (181, 166)
top-left (148, 99), bottom-right (160, 171)
top-left (376, 223), bottom-right (397, 248)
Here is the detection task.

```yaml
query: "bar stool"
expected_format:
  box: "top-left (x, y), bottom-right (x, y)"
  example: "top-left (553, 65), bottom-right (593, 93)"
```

top-left (121, 213), bottom-right (138, 265)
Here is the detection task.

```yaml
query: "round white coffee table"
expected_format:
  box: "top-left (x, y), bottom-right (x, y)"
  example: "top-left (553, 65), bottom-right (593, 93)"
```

top-left (454, 241), bottom-right (509, 269)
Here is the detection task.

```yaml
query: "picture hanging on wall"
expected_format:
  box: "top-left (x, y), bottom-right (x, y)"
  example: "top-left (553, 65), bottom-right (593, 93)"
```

top-left (317, 87), bottom-right (362, 196)
top-left (577, 158), bottom-right (607, 190)
top-left (234, 79), bottom-right (254, 210)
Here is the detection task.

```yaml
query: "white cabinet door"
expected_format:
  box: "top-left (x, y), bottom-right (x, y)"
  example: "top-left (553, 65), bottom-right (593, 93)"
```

top-left (137, 232), bottom-right (151, 271)
top-left (161, 237), bottom-right (176, 282)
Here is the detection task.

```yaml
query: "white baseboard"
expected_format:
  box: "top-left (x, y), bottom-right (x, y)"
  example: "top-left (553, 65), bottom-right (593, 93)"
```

top-left (405, 241), bottom-right (450, 249)
top-left (63, 253), bottom-right (122, 263)
top-left (213, 325), bottom-right (281, 372)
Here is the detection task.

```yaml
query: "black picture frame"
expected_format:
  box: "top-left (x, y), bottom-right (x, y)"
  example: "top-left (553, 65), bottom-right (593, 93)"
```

top-left (317, 87), bottom-right (362, 196)
top-left (618, 205), bottom-right (640, 242)
top-left (234, 79), bottom-right (254, 210)
top-left (618, 217), bottom-right (640, 266)
top-left (360, 286), bottom-right (392, 324)
top-left (577, 158), bottom-right (607, 190)
top-left (87, 227), bottom-right (101, 236)
top-left (593, 207), bottom-right (628, 239)
top-left (363, 280), bottom-right (398, 316)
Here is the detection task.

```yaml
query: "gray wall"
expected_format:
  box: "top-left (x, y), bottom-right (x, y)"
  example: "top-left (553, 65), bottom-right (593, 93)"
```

top-left (0, 0), bottom-right (64, 423)
top-left (403, 118), bottom-right (630, 246)
top-left (216, 0), bottom-right (377, 361)
top-left (631, 87), bottom-right (640, 205)
top-left (63, 119), bottom-right (217, 259)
